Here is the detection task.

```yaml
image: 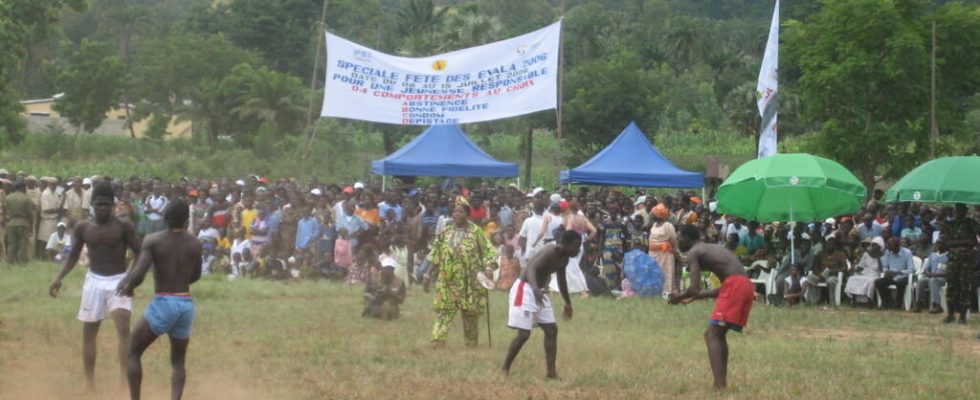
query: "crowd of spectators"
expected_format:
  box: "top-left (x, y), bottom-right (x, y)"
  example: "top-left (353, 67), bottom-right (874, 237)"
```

top-left (2, 169), bottom-right (978, 317)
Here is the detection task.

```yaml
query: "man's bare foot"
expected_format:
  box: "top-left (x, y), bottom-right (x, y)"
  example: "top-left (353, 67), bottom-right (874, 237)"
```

top-left (430, 340), bottom-right (446, 349)
top-left (501, 367), bottom-right (510, 376)
top-left (546, 373), bottom-right (559, 380)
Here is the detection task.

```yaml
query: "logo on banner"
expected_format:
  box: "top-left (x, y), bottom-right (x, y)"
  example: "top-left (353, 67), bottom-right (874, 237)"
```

top-left (516, 44), bottom-right (529, 55)
top-left (354, 49), bottom-right (371, 61)
top-left (913, 191), bottom-right (922, 201)
top-left (431, 59), bottom-right (448, 71)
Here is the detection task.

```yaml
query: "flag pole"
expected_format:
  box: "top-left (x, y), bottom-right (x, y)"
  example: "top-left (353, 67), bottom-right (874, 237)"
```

top-left (303, 0), bottom-right (329, 162)
top-left (555, 0), bottom-right (566, 185)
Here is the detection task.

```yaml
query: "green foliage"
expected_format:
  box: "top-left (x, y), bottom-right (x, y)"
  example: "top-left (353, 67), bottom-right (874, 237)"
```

top-left (0, 0), bottom-right (85, 144)
top-left (227, 64), bottom-right (307, 138)
top-left (4, 0), bottom-right (980, 188)
top-left (53, 39), bottom-right (126, 134)
top-left (142, 113), bottom-right (170, 141)
top-left (783, 0), bottom-right (976, 189)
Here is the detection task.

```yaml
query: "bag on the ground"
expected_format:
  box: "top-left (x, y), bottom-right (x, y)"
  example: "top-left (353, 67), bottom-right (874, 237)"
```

top-left (623, 249), bottom-right (664, 297)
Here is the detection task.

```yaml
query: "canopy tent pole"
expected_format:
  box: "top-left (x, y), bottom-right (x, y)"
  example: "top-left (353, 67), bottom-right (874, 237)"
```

top-left (382, 176), bottom-right (386, 192)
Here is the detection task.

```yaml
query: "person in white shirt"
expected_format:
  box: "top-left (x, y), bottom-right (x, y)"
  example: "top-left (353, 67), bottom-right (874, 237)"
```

top-left (144, 184), bottom-right (168, 234)
top-left (518, 203), bottom-right (547, 268)
top-left (46, 222), bottom-right (73, 261)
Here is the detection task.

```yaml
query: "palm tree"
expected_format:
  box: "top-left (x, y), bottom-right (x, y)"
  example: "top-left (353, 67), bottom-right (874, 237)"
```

top-left (396, 0), bottom-right (449, 56)
top-left (441, 13), bottom-right (504, 50)
top-left (231, 66), bottom-right (306, 137)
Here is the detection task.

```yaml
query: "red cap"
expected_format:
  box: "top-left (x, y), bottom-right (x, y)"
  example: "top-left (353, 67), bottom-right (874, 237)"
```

top-left (257, 177), bottom-right (269, 184)
top-left (342, 186), bottom-right (354, 194)
top-left (188, 189), bottom-right (199, 197)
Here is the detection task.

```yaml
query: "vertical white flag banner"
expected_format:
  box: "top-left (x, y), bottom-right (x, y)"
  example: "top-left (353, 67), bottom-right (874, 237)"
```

top-left (757, 0), bottom-right (779, 158)
top-left (321, 21), bottom-right (561, 125)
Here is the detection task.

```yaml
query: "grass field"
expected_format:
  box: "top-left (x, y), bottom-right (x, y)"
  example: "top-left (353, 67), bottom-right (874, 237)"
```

top-left (2, 262), bottom-right (979, 400)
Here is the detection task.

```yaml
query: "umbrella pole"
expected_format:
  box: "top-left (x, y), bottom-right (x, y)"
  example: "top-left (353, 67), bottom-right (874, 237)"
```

top-left (790, 198), bottom-right (796, 265)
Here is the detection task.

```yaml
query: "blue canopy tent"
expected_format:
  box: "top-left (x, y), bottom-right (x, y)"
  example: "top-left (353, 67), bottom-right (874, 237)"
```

top-left (371, 125), bottom-right (519, 177)
top-left (559, 122), bottom-right (704, 187)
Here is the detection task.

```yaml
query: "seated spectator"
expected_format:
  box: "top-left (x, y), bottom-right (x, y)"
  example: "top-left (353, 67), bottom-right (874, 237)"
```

top-left (900, 216), bottom-right (922, 242)
top-left (739, 220), bottom-right (765, 254)
top-left (196, 218), bottom-right (221, 246)
top-left (496, 244), bottom-right (520, 291)
top-left (807, 236), bottom-right (849, 304)
top-left (857, 213), bottom-right (884, 241)
top-left (874, 237), bottom-right (915, 309)
top-left (45, 222), bottom-right (72, 261)
top-left (845, 237), bottom-right (884, 306)
top-left (913, 239), bottom-right (948, 314)
top-left (783, 265), bottom-right (808, 307)
top-left (363, 262), bottom-right (406, 320)
top-left (773, 236), bottom-right (814, 304)
top-left (229, 228), bottom-right (251, 276)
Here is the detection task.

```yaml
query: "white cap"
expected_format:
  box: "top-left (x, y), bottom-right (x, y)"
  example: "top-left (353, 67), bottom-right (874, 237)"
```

top-left (507, 183), bottom-right (520, 189)
top-left (57, 221), bottom-right (67, 228)
top-left (549, 193), bottom-right (563, 204)
top-left (824, 217), bottom-right (836, 225)
top-left (235, 179), bottom-right (245, 186)
top-left (634, 195), bottom-right (647, 205)
top-left (354, 182), bottom-right (365, 190)
top-left (82, 177), bottom-right (92, 185)
top-left (380, 256), bottom-right (398, 268)
top-left (526, 187), bottom-right (544, 197)
top-left (310, 188), bottom-right (323, 196)
top-left (709, 201), bottom-right (717, 213)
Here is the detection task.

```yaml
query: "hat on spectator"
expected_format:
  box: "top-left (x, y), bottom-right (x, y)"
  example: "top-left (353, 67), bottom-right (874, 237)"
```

top-left (634, 195), bottom-right (647, 206)
top-left (690, 196), bottom-right (702, 204)
top-left (26, 175), bottom-right (37, 182)
top-left (0, 168), bottom-right (8, 175)
top-left (82, 177), bottom-right (92, 185)
top-left (257, 177), bottom-right (269, 184)
top-left (57, 221), bottom-right (67, 228)
top-left (380, 257), bottom-right (398, 269)
top-left (652, 203), bottom-right (669, 219)
top-left (549, 193), bottom-right (563, 204)
top-left (354, 182), bottom-right (365, 190)
top-left (824, 217), bottom-right (836, 225)
top-left (188, 189), bottom-right (199, 197)
top-left (235, 179), bottom-right (245, 186)
top-left (526, 187), bottom-right (544, 198)
top-left (871, 237), bottom-right (885, 249)
top-left (342, 186), bottom-right (355, 194)
top-left (507, 183), bottom-right (520, 190)
top-left (310, 188), bottom-right (323, 196)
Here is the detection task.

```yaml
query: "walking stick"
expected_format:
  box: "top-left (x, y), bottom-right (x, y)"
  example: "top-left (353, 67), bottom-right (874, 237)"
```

top-left (485, 288), bottom-right (492, 348)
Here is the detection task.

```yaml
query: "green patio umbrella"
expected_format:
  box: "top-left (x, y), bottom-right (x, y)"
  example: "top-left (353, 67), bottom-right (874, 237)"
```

top-left (717, 153), bottom-right (867, 223)
top-left (716, 153), bottom-right (867, 263)
top-left (884, 156), bottom-right (980, 205)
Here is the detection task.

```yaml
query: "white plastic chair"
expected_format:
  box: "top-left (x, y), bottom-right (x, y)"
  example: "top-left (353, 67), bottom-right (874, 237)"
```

top-left (746, 260), bottom-right (773, 304)
top-left (810, 270), bottom-right (845, 306)
top-left (876, 272), bottom-right (913, 310)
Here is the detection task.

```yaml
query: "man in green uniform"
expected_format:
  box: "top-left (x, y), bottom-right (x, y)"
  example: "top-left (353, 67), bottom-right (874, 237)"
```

top-left (4, 179), bottom-right (36, 264)
top-left (943, 204), bottom-right (978, 324)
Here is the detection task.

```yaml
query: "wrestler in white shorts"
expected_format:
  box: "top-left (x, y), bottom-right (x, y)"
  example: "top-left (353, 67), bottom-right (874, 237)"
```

top-left (77, 270), bottom-right (132, 322)
top-left (508, 279), bottom-right (556, 330)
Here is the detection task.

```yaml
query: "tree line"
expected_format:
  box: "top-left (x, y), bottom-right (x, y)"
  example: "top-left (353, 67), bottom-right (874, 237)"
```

top-left (1, 0), bottom-right (978, 189)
